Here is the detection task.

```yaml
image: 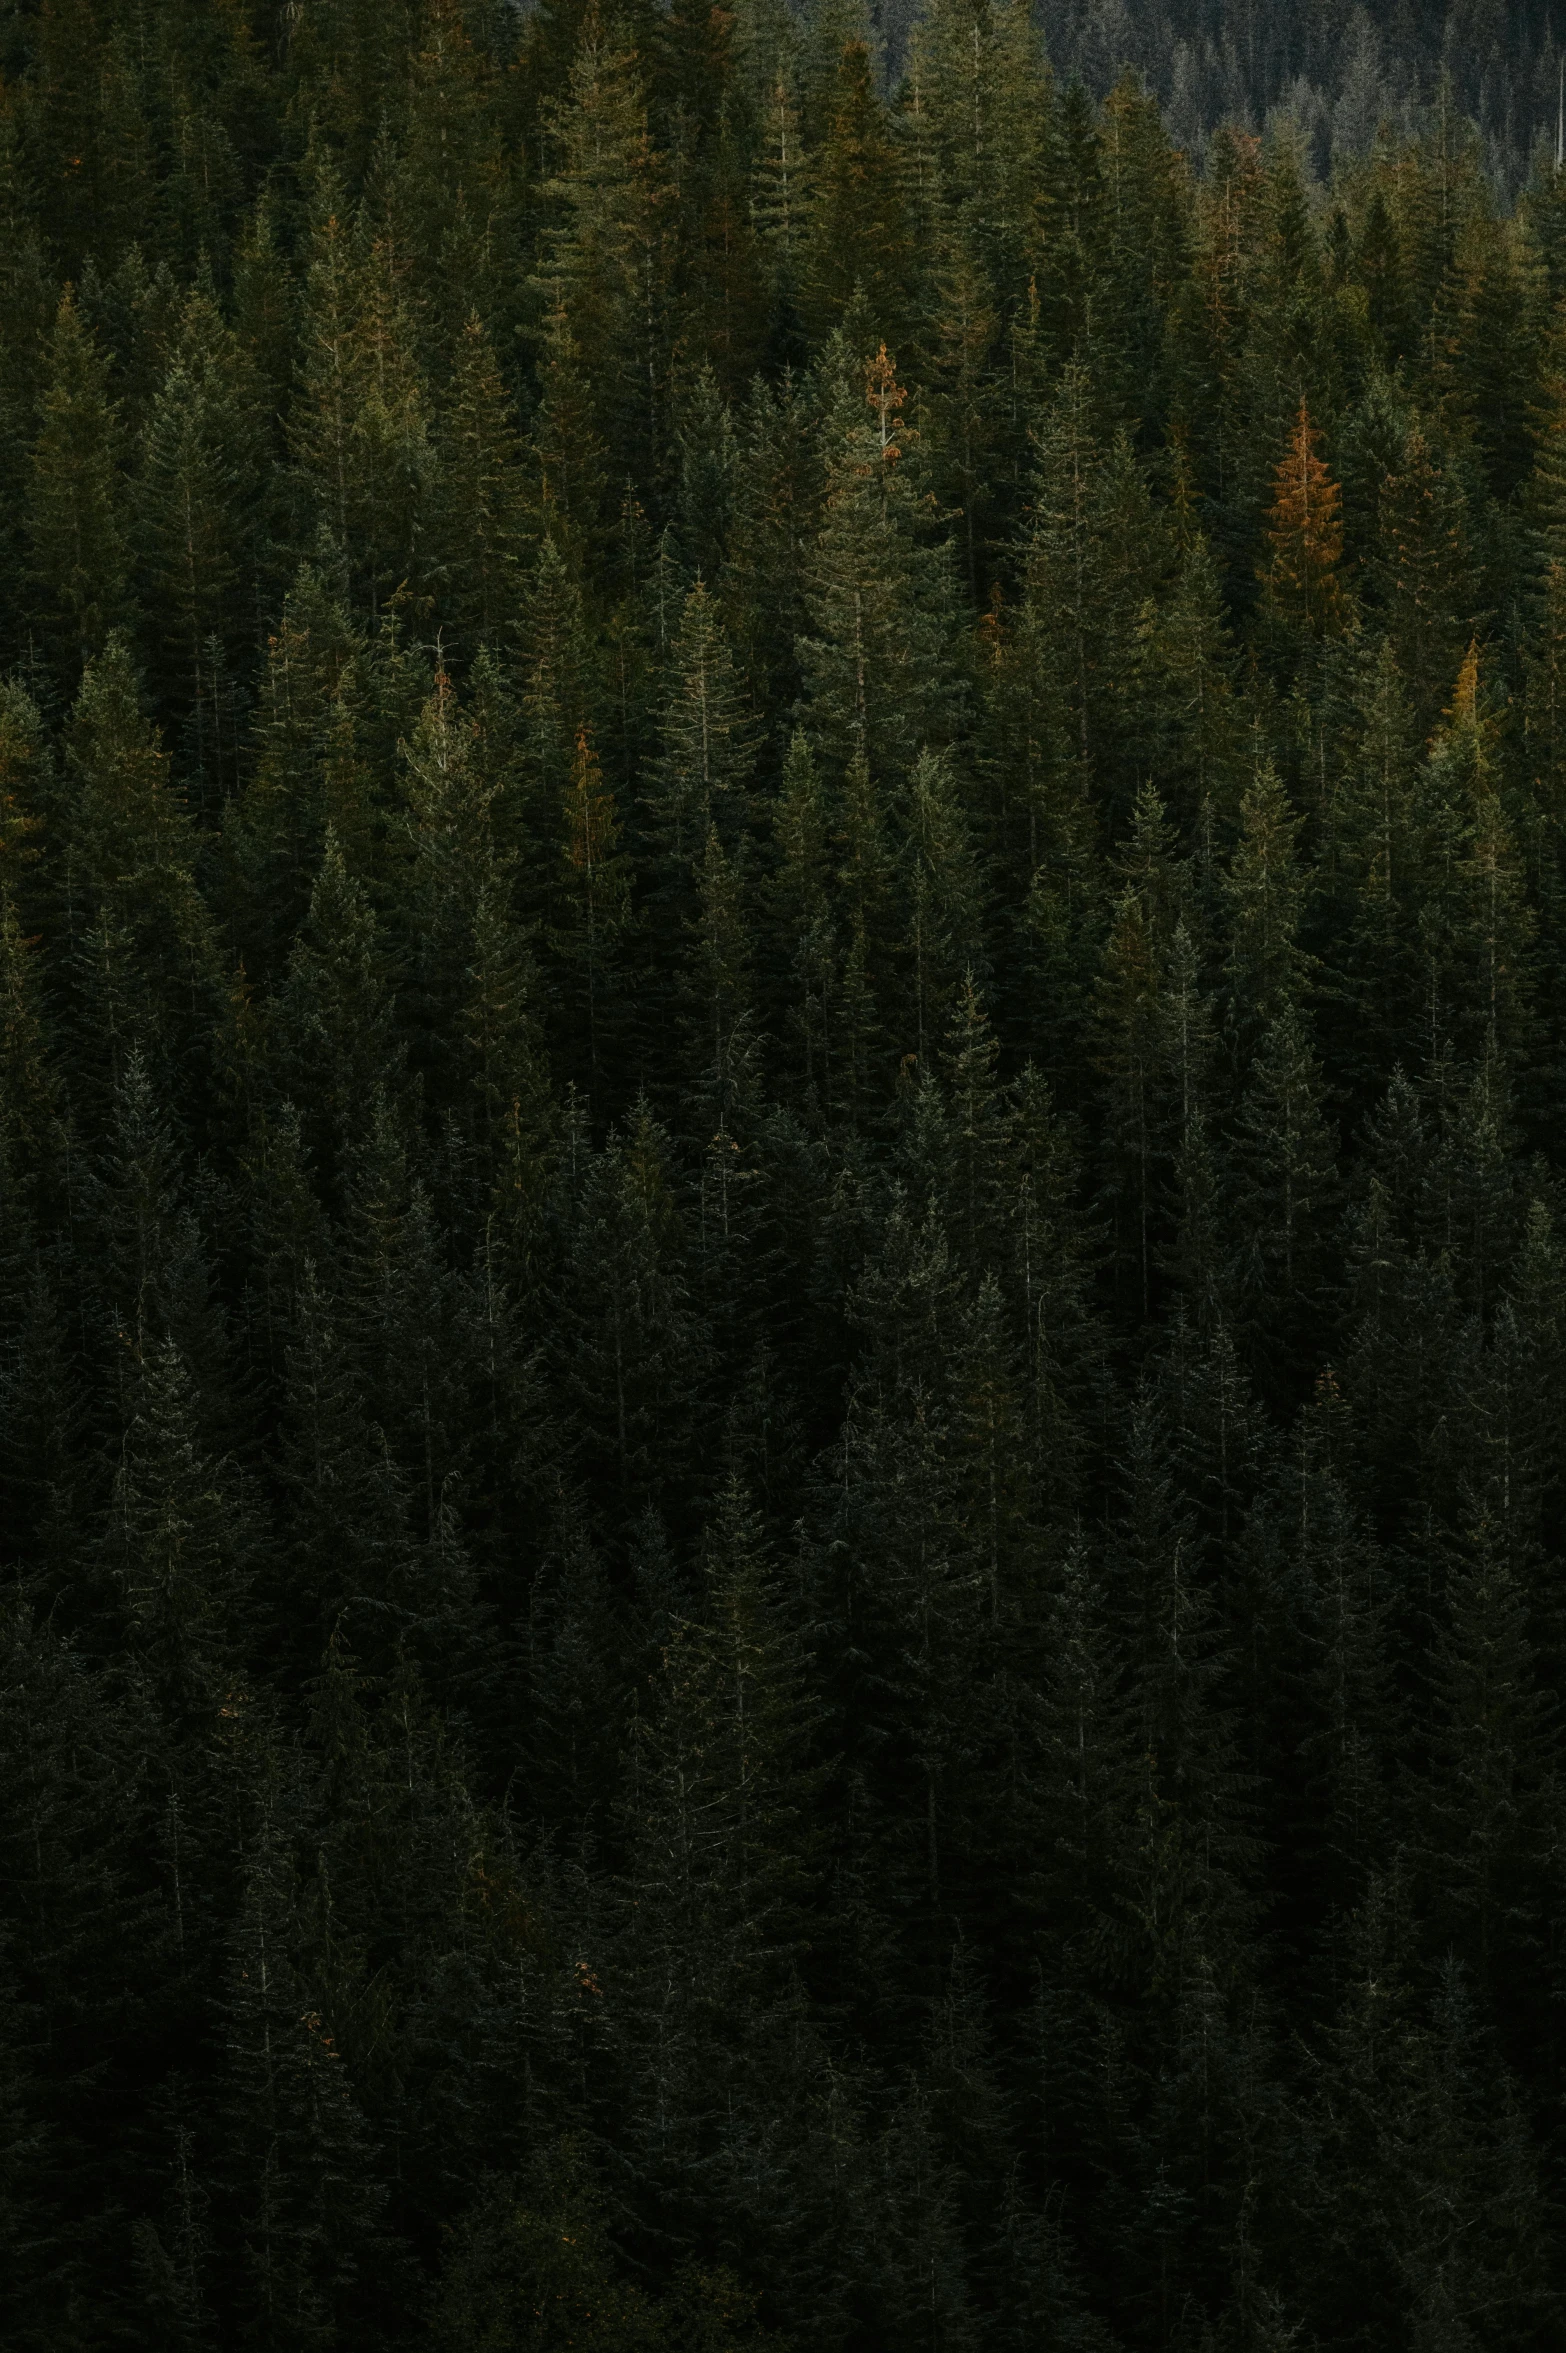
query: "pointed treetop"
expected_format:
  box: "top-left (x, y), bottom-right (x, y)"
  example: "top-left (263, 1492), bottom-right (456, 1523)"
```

top-left (1261, 398), bottom-right (1349, 641)
top-left (1448, 638), bottom-right (1481, 729)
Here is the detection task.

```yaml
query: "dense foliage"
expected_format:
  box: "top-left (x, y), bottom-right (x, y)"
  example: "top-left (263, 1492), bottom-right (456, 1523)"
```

top-left (1033, 0), bottom-right (1565, 193)
top-left (6, 0), bottom-right (1566, 2345)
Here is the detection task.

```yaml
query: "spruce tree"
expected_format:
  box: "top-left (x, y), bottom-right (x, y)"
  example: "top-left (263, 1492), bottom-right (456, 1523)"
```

top-left (800, 333), bottom-right (963, 781)
top-left (133, 288), bottom-right (266, 804)
top-left (27, 290), bottom-right (130, 686)
top-left (431, 312), bottom-right (529, 658)
top-left (797, 36), bottom-right (912, 346)
top-left (531, 11), bottom-right (672, 502)
top-left (62, 636), bottom-right (220, 1107)
top-left (288, 185), bottom-right (437, 620)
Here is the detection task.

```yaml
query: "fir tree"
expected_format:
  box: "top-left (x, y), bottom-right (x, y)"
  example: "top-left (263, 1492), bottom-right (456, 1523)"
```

top-left (797, 37), bottom-right (913, 345)
top-left (1258, 399), bottom-right (1350, 651)
top-left (133, 287), bottom-right (266, 805)
top-left (799, 334), bottom-right (963, 781)
top-left (62, 635), bottom-right (220, 1105)
top-left (431, 312), bottom-right (529, 657)
top-left (27, 290), bottom-right (130, 685)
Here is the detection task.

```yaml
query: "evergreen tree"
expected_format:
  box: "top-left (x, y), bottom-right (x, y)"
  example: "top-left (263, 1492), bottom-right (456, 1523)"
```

top-left (273, 829), bottom-right (404, 1204)
top-left (799, 334), bottom-right (963, 781)
top-left (643, 579), bottom-right (756, 929)
top-left (61, 635), bottom-right (220, 1105)
top-left (1258, 398), bottom-right (1350, 655)
top-left (215, 1786), bottom-right (396, 2350)
top-left (1371, 419), bottom-right (1478, 738)
top-left (431, 312), bottom-right (529, 658)
top-left (553, 724), bottom-right (632, 1103)
top-left (108, 1333), bottom-right (254, 1731)
top-left (1318, 636), bottom-right (1426, 1106)
top-left (26, 290), bottom-right (130, 685)
top-left (797, 36), bottom-right (913, 347)
top-left (288, 186), bottom-right (437, 619)
top-left (1224, 996), bottom-right (1340, 1381)
top-left (134, 287), bottom-right (266, 804)
top-left (531, 10), bottom-right (672, 505)
top-left (560, 1101), bottom-right (710, 1512)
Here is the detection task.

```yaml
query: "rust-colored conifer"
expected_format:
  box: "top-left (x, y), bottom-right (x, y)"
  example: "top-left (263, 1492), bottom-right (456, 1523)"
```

top-left (1261, 400), bottom-right (1348, 638)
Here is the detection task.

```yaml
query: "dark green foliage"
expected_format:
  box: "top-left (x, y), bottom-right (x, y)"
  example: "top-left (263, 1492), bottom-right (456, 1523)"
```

top-left (8, 12), bottom-right (1566, 2350)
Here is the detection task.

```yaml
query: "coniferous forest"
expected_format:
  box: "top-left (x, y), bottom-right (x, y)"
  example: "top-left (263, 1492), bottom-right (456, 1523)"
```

top-left (11, 0), bottom-right (1566, 2344)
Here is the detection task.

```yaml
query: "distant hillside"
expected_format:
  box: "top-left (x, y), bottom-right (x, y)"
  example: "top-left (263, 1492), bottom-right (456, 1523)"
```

top-left (871, 0), bottom-right (1566, 188)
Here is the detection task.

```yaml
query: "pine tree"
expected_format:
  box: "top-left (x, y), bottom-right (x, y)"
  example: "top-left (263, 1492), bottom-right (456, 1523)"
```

top-left (1412, 1504), bottom-right (1561, 1995)
top-left (1031, 76), bottom-right (1106, 382)
top-left (1096, 879), bottom-right (1169, 1324)
top-left (553, 725), bottom-right (631, 1103)
top-left (1093, 783), bottom-right (1193, 1321)
top-left (797, 36), bottom-right (912, 346)
top-left (799, 334), bottom-right (963, 780)
top-left (273, 1263), bottom-right (419, 1670)
top-left (904, 749), bottom-right (984, 1068)
top-left (0, 87), bottom-right (58, 668)
top-left (768, 726), bottom-right (838, 1118)
top-left (1133, 533), bottom-right (1245, 848)
top-left (560, 1101), bottom-right (710, 1510)
top-left (431, 311), bottom-right (529, 657)
top-left (1296, 1891), bottom-right (1557, 2350)
top-left (823, 1183), bottom-right (992, 1962)
top-left (1002, 1060), bottom-right (1099, 1495)
top-left (62, 635), bottom-right (220, 1106)
top-left (434, 2136), bottom-right (787, 2349)
top-left (864, 2083), bottom-right (981, 2348)
top-left (215, 1786), bottom-right (396, 2350)
top-left (1224, 996), bottom-right (1340, 1382)
top-left (673, 367), bottom-right (740, 588)
top-left (1258, 399), bottom-right (1350, 652)
top-left (0, 1596), bottom-right (167, 2345)
top-left (1371, 420), bottom-right (1477, 738)
top-left (434, 2147), bottom-right (667, 2351)
top-left (1013, 363), bottom-right (1166, 832)
top-left (721, 370), bottom-right (815, 726)
top-left (904, 0), bottom-right (1050, 304)
top-left (26, 290), bottom-right (130, 685)
top-left (531, 10), bottom-right (672, 501)
top-left (394, 662), bottom-right (536, 1159)
top-left (619, 1475), bottom-right (818, 1998)
top-left (107, 1335), bottom-right (254, 1732)
top-left (515, 534), bottom-right (596, 881)
top-left (222, 562), bottom-right (375, 975)
top-left (1105, 1398), bottom-right (1260, 2007)
top-left (1415, 644), bottom-right (1536, 1069)
top-left (133, 288), bottom-right (266, 806)
top-left (643, 579), bottom-right (756, 913)
top-left (660, 8), bottom-right (769, 394)
top-left (1319, 637), bottom-right (1425, 1107)
top-left (747, 25), bottom-right (809, 354)
top-left (1220, 759), bottom-right (1311, 1055)
top-left (0, 872), bottom-right (70, 1228)
top-left (1432, 201), bottom-right (1541, 505)
top-left (273, 830), bottom-right (404, 1204)
top-left (1289, 1393), bottom-right (1397, 1910)
top-left (288, 187), bottom-right (437, 620)
top-left (684, 820), bottom-right (759, 1176)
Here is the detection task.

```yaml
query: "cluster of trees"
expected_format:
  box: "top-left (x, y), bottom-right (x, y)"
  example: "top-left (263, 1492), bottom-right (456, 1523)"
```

top-left (1033, 0), bottom-right (1566, 193)
top-left (7, 0), bottom-right (1566, 2344)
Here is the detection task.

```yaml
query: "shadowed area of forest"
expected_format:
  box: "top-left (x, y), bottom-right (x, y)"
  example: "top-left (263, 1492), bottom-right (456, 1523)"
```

top-left (3, 1), bottom-right (1566, 2346)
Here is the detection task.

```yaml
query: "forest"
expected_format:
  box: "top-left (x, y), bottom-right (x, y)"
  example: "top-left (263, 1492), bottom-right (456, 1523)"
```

top-left (1030, 1), bottom-right (1564, 193)
top-left (6, 0), bottom-right (1566, 2345)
